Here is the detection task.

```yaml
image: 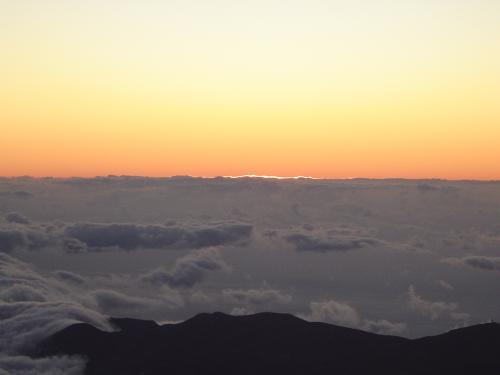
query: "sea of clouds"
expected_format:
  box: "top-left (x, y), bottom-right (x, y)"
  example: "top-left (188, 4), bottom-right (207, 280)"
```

top-left (1, 176), bottom-right (499, 373)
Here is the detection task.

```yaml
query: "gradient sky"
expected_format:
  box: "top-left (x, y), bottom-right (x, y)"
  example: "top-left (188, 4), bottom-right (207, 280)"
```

top-left (1, 0), bottom-right (500, 179)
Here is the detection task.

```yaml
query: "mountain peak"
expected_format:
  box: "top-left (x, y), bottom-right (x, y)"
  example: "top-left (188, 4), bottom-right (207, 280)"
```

top-left (185, 311), bottom-right (303, 324)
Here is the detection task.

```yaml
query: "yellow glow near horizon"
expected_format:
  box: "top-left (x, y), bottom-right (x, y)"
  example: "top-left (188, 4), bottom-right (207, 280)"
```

top-left (1, 1), bottom-right (500, 179)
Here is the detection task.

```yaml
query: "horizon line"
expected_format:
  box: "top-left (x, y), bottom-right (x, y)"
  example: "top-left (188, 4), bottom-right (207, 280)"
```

top-left (1, 174), bottom-right (500, 182)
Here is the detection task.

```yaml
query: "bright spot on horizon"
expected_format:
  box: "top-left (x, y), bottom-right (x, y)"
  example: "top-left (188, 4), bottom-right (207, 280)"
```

top-left (223, 175), bottom-right (319, 180)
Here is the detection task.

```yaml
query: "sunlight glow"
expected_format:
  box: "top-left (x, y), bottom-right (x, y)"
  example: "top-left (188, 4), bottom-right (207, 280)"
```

top-left (1, 1), bottom-right (500, 179)
top-left (223, 175), bottom-right (319, 180)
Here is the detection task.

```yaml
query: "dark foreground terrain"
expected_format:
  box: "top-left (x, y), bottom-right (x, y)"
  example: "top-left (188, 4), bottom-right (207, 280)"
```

top-left (38, 312), bottom-right (500, 375)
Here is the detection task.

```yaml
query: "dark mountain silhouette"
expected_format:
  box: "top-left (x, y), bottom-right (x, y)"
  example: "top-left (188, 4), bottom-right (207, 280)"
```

top-left (37, 312), bottom-right (500, 375)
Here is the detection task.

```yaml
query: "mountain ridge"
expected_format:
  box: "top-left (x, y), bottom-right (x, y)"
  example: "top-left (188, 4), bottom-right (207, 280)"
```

top-left (37, 312), bottom-right (500, 375)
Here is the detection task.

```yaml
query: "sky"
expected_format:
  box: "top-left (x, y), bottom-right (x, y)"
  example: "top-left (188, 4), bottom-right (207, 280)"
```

top-left (1, 176), bottom-right (500, 373)
top-left (1, 0), bottom-right (500, 179)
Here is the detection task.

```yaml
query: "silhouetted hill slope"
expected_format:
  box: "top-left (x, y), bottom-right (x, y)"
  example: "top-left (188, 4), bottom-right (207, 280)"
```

top-left (38, 312), bottom-right (500, 375)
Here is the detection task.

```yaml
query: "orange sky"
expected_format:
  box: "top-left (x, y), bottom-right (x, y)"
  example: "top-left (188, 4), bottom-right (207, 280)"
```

top-left (1, 1), bottom-right (500, 179)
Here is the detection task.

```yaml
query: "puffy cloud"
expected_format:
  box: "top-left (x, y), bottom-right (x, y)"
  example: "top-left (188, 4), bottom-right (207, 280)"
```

top-left (0, 227), bottom-right (52, 253)
top-left (223, 288), bottom-right (292, 307)
top-left (0, 229), bottom-right (26, 253)
top-left (303, 300), bottom-right (361, 327)
top-left (283, 229), bottom-right (378, 253)
top-left (407, 285), bottom-right (469, 321)
top-left (465, 256), bottom-right (500, 270)
top-left (64, 222), bottom-right (253, 251)
top-left (361, 319), bottom-right (407, 335)
top-left (0, 220), bottom-right (252, 254)
top-left (443, 256), bottom-right (500, 272)
top-left (141, 248), bottom-right (229, 288)
top-left (301, 299), bottom-right (406, 335)
top-left (61, 238), bottom-right (88, 254)
top-left (4, 213), bottom-right (31, 225)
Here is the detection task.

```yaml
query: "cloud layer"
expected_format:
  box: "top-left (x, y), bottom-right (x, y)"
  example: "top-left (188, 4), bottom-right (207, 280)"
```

top-left (1, 176), bottom-right (500, 370)
top-left (65, 222), bottom-right (253, 251)
top-left (0, 220), bottom-right (252, 254)
top-left (0, 253), bottom-right (111, 374)
top-left (0, 254), bottom-right (110, 353)
top-left (284, 232), bottom-right (378, 252)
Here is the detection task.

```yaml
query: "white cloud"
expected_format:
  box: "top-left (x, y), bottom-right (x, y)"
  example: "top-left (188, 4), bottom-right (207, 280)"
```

top-left (407, 285), bottom-right (469, 321)
top-left (301, 299), bottom-right (406, 335)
